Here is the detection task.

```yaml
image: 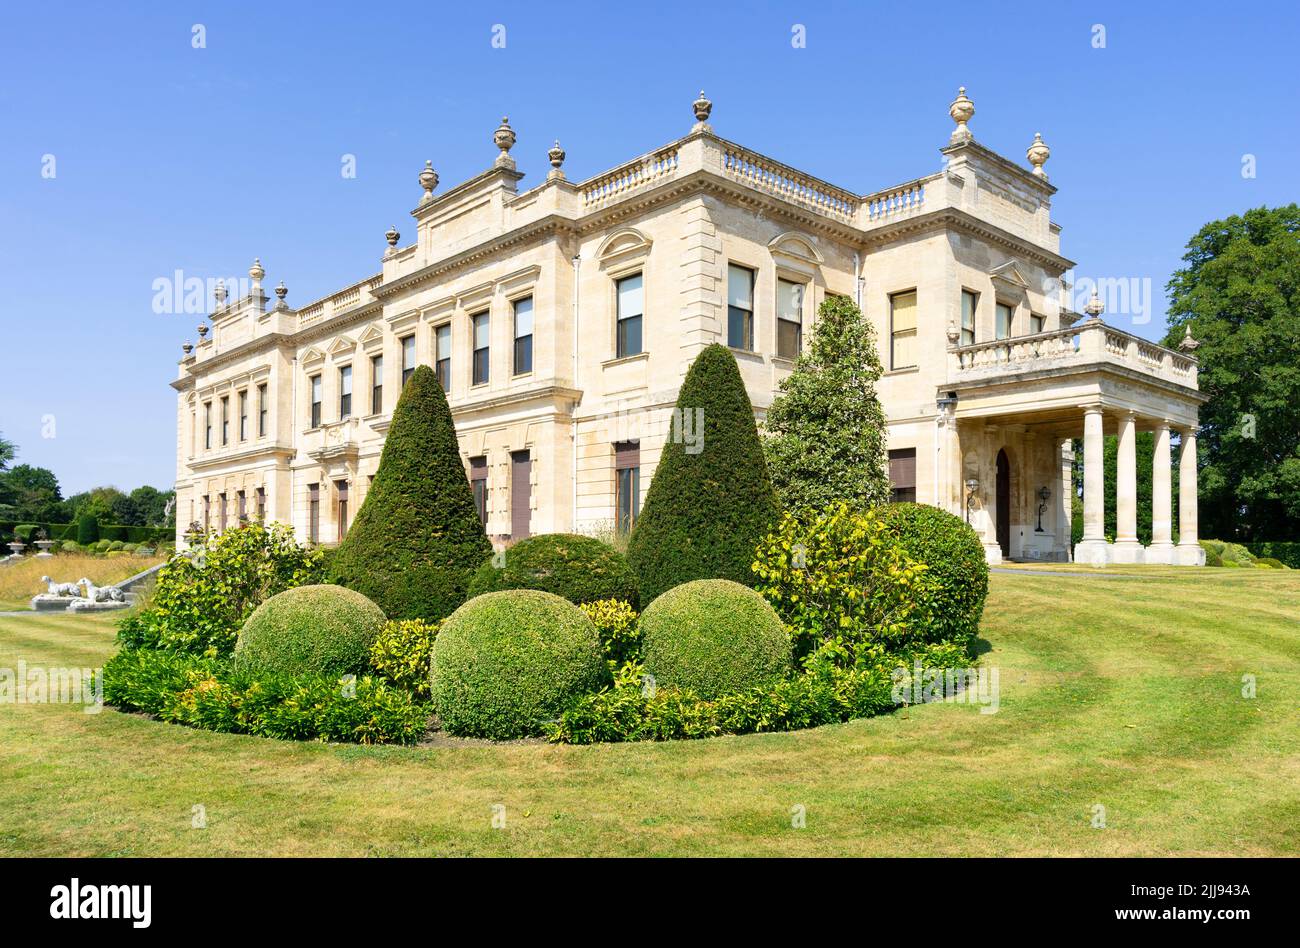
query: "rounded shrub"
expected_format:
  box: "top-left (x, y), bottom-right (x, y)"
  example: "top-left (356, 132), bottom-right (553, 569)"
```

top-left (430, 590), bottom-right (607, 739)
top-left (467, 533), bottom-right (639, 607)
top-left (638, 579), bottom-right (791, 699)
top-left (874, 502), bottom-right (989, 653)
top-left (77, 514), bottom-right (100, 546)
top-left (234, 584), bottom-right (386, 678)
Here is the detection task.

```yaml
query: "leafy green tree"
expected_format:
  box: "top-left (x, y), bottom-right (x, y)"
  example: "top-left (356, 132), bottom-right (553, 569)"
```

top-left (2, 464), bottom-right (63, 522)
top-left (762, 296), bottom-right (890, 513)
top-left (127, 486), bottom-right (173, 526)
top-left (331, 364), bottom-right (491, 621)
top-left (626, 343), bottom-right (780, 604)
top-left (1163, 204), bottom-right (1300, 540)
top-left (0, 432), bottom-right (16, 516)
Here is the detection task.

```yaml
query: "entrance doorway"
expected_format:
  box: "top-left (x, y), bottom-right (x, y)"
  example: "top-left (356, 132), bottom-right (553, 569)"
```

top-left (996, 449), bottom-right (1011, 558)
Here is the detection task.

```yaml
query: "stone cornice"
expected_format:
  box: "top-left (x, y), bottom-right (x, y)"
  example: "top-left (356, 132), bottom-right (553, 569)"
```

top-left (945, 360), bottom-right (1210, 405)
top-left (187, 441), bottom-right (297, 471)
top-left (863, 206), bottom-right (1075, 273)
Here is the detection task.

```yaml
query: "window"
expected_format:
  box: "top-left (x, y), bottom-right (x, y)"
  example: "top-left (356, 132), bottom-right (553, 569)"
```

top-left (889, 448), bottom-right (917, 503)
top-left (237, 490), bottom-right (246, 522)
top-left (960, 290), bottom-right (978, 347)
top-left (257, 383), bottom-right (268, 437)
top-left (370, 355), bottom-right (383, 414)
top-left (513, 296), bottom-right (533, 375)
top-left (202, 495), bottom-right (210, 531)
top-left (256, 486), bottom-right (265, 521)
top-left (204, 402), bottom-right (212, 449)
top-left (336, 480), bottom-right (349, 542)
top-left (220, 397), bottom-right (229, 445)
top-left (614, 441), bottom-right (640, 535)
top-left (472, 312), bottom-right (490, 385)
top-left (401, 335), bottom-right (416, 386)
top-left (890, 290), bottom-right (918, 370)
top-left (308, 483), bottom-right (320, 544)
top-left (1030, 312), bottom-right (1045, 334)
top-left (238, 390), bottom-right (248, 441)
top-left (996, 302), bottom-right (1013, 340)
top-left (338, 365), bottom-right (352, 419)
top-left (470, 456), bottom-right (488, 526)
top-left (510, 449), bottom-right (532, 540)
top-left (727, 264), bottom-right (755, 351)
top-left (309, 374), bottom-right (322, 428)
top-left (435, 324), bottom-right (451, 390)
top-left (776, 279), bottom-right (804, 359)
top-left (219, 493), bottom-right (228, 531)
top-left (615, 273), bottom-right (643, 358)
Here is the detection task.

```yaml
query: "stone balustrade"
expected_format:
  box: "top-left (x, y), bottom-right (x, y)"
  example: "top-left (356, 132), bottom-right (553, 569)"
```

top-left (580, 145), bottom-right (680, 210)
top-left (717, 143), bottom-right (859, 222)
top-left (296, 275), bottom-right (382, 328)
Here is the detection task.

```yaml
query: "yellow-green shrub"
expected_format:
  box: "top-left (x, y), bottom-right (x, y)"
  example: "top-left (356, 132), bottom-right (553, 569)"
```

top-left (369, 618), bottom-right (441, 698)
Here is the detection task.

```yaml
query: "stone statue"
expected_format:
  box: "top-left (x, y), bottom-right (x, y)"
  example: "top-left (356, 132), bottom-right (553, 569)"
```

top-left (41, 576), bottom-right (82, 597)
top-left (78, 578), bottom-right (126, 603)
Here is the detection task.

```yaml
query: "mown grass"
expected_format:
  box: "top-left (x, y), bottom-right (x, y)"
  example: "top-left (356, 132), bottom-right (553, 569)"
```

top-left (0, 566), bottom-right (1296, 856)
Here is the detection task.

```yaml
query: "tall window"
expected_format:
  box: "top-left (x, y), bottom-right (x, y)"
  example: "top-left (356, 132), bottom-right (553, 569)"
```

top-left (961, 290), bottom-right (978, 346)
top-left (435, 324), bottom-right (451, 390)
top-left (237, 490), bottom-right (247, 522)
top-left (238, 390), bottom-right (248, 441)
top-left (202, 495), bottom-right (210, 531)
top-left (308, 483), bottom-right (320, 544)
top-left (1029, 312), bottom-right (1045, 334)
top-left (996, 302), bottom-right (1013, 340)
top-left (257, 383), bottom-right (268, 436)
top-left (472, 312), bottom-right (490, 385)
top-left (338, 365), bottom-right (352, 419)
top-left (401, 335), bottom-right (416, 386)
top-left (470, 456), bottom-right (488, 526)
top-left (255, 486), bottom-right (266, 521)
top-left (204, 402), bottom-right (212, 449)
top-left (219, 493), bottom-right (228, 531)
top-left (220, 397), bottom-right (229, 445)
top-left (513, 296), bottom-right (533, 375)
top-left (615, 273), bottom-right (643, 358)
top-left (776, 279), bottom-right (804, 359)
top-left (336, 480), bottom-right (349, 542)
top-left (309, 375), bottom-right (322, 428)
top-left (614, 441), bottom-right (641, 535)
top-left (727, 264), bottom-right (755, 351)
top-left (369, 355), bottom-right (383, 414)
top-left (890, 290), bottom-right (918, 370)
top-left (888, 448), bottom-right (917, 503)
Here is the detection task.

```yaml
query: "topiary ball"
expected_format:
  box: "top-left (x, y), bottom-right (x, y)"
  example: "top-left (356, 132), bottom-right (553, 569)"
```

top-left (466, 533), bottom-right (639, 608)
top-left (234, 584), bottom-right (387, 678)
top-left (638, 579), bottom-right (791, 699)
top-left (873, 502), bottom-right (989, 652)
top-left (430, 589), bottom-right (608, 739)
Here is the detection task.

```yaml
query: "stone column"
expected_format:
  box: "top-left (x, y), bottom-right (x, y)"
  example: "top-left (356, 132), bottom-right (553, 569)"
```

top-left (1075, 406), bottom-right (1109, 565)
top-left (1147, 422), bottom-right (1176, 563)
top-left (1112, 410), bottom-right (1143, 562)
top-left (1058, 439), bottom-right (1074, 562)
top-left (1176, 426), bottom-right (1205, 565)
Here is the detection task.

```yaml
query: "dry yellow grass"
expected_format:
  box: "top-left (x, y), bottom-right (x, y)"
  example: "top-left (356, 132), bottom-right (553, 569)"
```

top-left (0, 554), bottom-right (166, 610)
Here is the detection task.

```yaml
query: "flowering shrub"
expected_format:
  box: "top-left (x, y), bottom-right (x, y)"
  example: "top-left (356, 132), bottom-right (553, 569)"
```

top-left (116, 520), bottom-right (324, 657)
top-left (751, 503), bottom-right (934, 668)
top-left (369, 618), bottom-right (441, 698)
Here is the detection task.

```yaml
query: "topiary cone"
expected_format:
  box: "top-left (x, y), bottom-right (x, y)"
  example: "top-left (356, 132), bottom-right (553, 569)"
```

top-left (330, 364), bottom-right (492, 621)
top-left (626, 343), bottom-right (780, 604)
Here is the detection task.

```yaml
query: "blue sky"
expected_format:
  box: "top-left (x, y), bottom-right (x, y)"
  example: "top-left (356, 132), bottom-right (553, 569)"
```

top-left (1, 1), bottom-right (1296, 495)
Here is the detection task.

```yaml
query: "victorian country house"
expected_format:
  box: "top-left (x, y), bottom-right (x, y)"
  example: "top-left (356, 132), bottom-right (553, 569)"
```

top-left (172, 89), bottom-right (1207, 566)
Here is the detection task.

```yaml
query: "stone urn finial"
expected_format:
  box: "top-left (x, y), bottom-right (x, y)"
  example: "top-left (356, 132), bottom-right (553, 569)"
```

top-left (274, 281), bottom-right (288, 310)
top-left (214, 278), bottom-right (227, 307)
top-left (949, 86), bottom-right (975, 144)
top-left (197, 322), bottom-right (209, 339)
top-left (1027, 132), bottom-right (1051, 178)
top-left (182, 342), bottom-right (193, 356)
top-left (692, 89), bottom-right (713, 131)
top-left (493, 116), bottom-right (516, 167)
top-left (946, 322), bottom-right (961, 345)
top-left (1084, 289), bottom-right (1105, 319)
top-left (249, 257), bottom-right (265, 296)
top-left (385, 225), bottom-right (400, 257)
top-left (547, 139), bottom-right (566, 180)
top-left (1178, 324), bottom-right (1201, 352)
top-left (419, 160), bottom-right (439, 204)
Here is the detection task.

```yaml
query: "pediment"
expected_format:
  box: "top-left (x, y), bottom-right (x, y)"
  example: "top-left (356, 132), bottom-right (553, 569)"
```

top-left (768, 231), bottom-right (823, 266)
top-left (300, 346), bottom-right (326, 366)
top-left (989, 260), bottom-right (1032, 290)
top-left (596, 227), bottom-right (652, 267)
top-left (326, 335), bottom-right (357, 357)
top-left (357, 323), bottom-right (385, 348)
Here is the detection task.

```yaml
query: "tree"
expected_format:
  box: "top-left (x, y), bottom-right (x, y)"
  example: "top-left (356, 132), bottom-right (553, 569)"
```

top-left (64, 486), bottom-right (128, 524)
top-left (330, 364), bottom-right (492, 621)
top-left (762, 295), bottom-right (890, 514)
top-left (626, 343), bottom-right (781, 604)
top-left (0, 432), bottom-right (16, 516)
top-left (1163, 205), bottom-right (1300, 540)
top-left (3, 464), bottom-right (63, 522)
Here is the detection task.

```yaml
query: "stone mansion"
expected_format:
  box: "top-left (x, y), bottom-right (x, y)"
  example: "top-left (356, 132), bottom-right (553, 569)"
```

top-left (173, 89), bottom-right (1206, 566)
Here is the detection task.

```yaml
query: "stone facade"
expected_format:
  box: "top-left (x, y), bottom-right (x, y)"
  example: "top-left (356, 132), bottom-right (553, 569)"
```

top-left (172, 90), bottom-right (1206, 566)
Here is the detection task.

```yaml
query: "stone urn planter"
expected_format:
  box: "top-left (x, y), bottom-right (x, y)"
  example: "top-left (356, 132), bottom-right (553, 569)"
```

top-left (35, 540), bottom-right (56, 558)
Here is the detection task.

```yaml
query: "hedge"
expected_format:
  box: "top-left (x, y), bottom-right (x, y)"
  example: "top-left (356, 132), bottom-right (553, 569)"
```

top-left (0, 520), bottom-right (170, 545)
top-left (234, 584), bottom-right (387, 678)
top-left (467, 533), bottom-right (639, 607)
top-left (1245, 541), bottom-right (1300, 569)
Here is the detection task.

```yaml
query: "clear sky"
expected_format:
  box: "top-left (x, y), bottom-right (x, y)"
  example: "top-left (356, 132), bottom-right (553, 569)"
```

top-left (1, 1), bottom-right (1296, 495)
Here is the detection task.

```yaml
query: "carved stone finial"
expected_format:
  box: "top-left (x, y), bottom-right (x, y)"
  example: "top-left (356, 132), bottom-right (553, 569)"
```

top-left (385, 225), bottom-right (400, 258)
top-left (214, 279), bottom-right (227, 307)
top-left (197, 322), bottom-right (209, 339)
top-left (493, 116), bottom-right (516, 167)
top-left (249, 257), bottom-right (265, 284)
top-left (692, 90), bottom-right (712, 131)
top-left (1178, 323), bottom-right (1201, 352)
top-left (273, 281), bottom-right (288, 310)
top-left (949, 86), bottom-right (975, 144)
top-left (419, 160), bottom-right (438, 204)
top-left (946, 322), bottom-right (960, 345)
top-left (547, 139), bottom-right (566, 180)
top-left (182, 342), bottom-right (193, 356)
top-left (1027, 132), bottom-right (1051, 178)
top-left (1084, 289), bottom-right (1105, 318)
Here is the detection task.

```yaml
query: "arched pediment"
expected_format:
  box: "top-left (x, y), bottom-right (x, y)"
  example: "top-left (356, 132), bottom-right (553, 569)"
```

top-left (768, 231), bottom-right (824, 266)
top-left (596, 227), bottom-right (653, 268)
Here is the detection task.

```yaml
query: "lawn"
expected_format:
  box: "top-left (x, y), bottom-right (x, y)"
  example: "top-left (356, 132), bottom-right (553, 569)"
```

top-left (0, 554), bottom-right (166, 612)
top-left (0, 566), bottom-right (1296, 856)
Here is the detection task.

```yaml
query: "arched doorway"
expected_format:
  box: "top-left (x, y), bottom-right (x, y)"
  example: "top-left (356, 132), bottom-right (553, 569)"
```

top-left (996, 449), bottom-right (1011, 558)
